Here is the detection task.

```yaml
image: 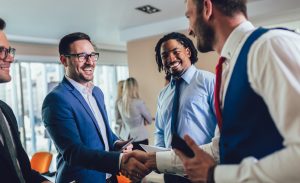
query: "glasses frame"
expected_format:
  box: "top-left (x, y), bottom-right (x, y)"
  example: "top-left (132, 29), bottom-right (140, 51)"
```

top-left (0, 46), bottom-right (16, 60)
top-left (64, 52), bottom-right (100, 63)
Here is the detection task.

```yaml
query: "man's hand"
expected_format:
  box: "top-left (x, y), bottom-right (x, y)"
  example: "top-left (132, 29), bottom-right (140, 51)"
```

top-left (174, 135), bottom-right (216, 183)
top-left (122, 150), bottom-right (158, 170)
top-left (120, 151), bottom-right (151, 182)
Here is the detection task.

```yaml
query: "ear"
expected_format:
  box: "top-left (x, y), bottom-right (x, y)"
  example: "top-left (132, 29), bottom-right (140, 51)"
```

top-left (60, 55), bottom-right (68, 67)
top-left (186, 47), bottom-right (191, 58)
top-left (203, 0), bottom-right (213, 21)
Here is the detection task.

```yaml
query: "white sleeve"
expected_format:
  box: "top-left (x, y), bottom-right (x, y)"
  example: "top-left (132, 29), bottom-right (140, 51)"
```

top-left (215, 30), bottom-right (300, 183)
top-left (156, 127), bottom-right (220, 174)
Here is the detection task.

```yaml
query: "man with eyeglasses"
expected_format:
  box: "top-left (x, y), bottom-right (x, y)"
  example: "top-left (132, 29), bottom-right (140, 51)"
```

top-left (42, 32), bottom-right (149, 183)
top-left (0, 18), bottom-right (52, 183)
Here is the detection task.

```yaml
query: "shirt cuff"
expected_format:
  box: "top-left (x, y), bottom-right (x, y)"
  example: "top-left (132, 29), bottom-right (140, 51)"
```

top-left (119, 153), bottom-right (123, 170)
top-left (156, 150), bottom-right (185, 175)
top-left (214, 165), bottom-right (239, 183)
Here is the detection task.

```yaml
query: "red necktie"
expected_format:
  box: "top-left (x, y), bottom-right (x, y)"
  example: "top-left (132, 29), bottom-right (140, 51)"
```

top-left (214, 57), bottom-right (226, 130)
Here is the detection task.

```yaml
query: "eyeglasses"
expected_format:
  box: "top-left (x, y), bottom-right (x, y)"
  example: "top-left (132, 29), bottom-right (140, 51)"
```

top-left (0, 46), bottom-right (16, 60)
top-left (64, 52), bottom-right (99, 63)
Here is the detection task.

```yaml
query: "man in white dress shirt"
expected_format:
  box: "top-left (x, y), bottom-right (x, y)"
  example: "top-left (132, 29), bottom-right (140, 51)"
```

top-left (125, 0), bottom-right (300, 182)
top-left (172, 0), bottom-right (300, 183)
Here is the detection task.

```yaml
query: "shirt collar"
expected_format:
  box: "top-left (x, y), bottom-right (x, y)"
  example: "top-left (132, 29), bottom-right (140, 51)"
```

top-left (171, 65), bottom-right (196, 85)
top-left (65, 75), bottom-right (94, 95)
top-left (221, 21), bottom-right (255, 60)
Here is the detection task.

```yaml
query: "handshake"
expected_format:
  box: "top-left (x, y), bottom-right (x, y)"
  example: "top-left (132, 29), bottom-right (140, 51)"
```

top-left (119, 150), bottom-right (157, 183)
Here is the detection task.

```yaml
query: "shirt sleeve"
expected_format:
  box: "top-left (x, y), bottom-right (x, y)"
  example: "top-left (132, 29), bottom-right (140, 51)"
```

top-left (154, 94), bottom-right (165, 147)
top-left (156, 127), bottom-right (220, 175)
top-left (139, 100), bottom-right (152, 124)
top-left (215, 30), bottom-right (300, 182)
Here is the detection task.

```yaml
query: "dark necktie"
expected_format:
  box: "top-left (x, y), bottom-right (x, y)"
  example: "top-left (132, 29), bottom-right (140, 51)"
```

top-left (0, 109), bottom-right (26, 183)
top-left (214, 57), bottom-right (226, 130)
top-left (171, 78), bottom-right (182, 135)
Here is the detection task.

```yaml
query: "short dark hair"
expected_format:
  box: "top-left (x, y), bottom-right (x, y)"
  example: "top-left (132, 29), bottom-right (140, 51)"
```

top-left (155, 32), bottom-right (198, 73)
top-left (59, 32), bottom-right (92, 55)
top-left (194, 0), bottom-right (247, 18)
top-left (0, 18), bottom-right (6, 30)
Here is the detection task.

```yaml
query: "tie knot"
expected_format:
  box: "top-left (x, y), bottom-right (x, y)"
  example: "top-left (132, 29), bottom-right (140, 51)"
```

top-left (171, 77), bottom-right (182, 88)
top-left (217, 57), bottom-right (226, 68)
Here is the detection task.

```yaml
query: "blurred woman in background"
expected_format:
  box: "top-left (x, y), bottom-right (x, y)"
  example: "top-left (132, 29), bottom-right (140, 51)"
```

top-left (115, 80), bottom-right (129, 140)
top-left (118, 77), bottom-right (152, 150)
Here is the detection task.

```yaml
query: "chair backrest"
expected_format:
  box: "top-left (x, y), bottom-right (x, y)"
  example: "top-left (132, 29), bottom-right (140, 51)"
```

top-left (117, 173), bottom-right (131, 183)
top-left (30, 152), bottom-right (53, 174)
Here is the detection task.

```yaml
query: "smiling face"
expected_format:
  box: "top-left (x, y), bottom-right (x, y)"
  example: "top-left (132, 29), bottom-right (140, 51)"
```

top-left (0, 31), bottom-right (14, 83)
top-left (161, 39), bottom-right (192, 77)
top-left (61, 39), bottom-right (96, 85)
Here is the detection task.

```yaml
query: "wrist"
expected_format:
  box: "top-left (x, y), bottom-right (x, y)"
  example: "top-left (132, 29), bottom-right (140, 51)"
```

top-left (207, 164), bottom-right (216, 183)
top-left (147, 152), bottom-right (157, 170)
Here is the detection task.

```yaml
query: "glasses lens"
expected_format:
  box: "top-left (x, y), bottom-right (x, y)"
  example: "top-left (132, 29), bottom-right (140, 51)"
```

top-left (90, 53), bottom-right (99, 61)
top-left (0, 47), bottom-right (5, 59)
top-left (9, 47), bottom-right (16, 58)
top-left (77, 53), bottom-right (86, 62)
top-left (0, 47), bottom-right (16, 59)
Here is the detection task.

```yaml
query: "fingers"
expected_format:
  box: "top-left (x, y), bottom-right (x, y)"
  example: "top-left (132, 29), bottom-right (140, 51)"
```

top-left (121, 155), bottom-right (151, 182)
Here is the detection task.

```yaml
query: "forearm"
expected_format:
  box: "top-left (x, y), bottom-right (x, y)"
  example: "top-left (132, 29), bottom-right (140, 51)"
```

top-left (215, 145), bottom-right (300, 182)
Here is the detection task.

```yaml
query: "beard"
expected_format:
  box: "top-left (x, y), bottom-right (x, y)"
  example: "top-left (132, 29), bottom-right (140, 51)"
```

top-left (195, 15), bottom-right (215, 53)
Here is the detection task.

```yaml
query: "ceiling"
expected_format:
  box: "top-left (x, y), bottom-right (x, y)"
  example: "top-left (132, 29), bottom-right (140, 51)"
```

top-left (1, 0), bottom-right (300, 50)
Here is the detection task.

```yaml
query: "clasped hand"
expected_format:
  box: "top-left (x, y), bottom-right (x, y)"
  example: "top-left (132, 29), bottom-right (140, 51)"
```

top-left (120, 150), bottom-right (157, 183)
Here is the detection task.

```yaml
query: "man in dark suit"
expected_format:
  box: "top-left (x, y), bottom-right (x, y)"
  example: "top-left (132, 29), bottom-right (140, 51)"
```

top-left (42, 32), bottom-right (148, 183)
top-left (0, 18), bottom-right (51, 183)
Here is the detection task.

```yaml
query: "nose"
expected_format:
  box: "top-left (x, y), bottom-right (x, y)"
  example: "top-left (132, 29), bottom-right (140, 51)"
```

top-left (167, 52), bottom-right (177, 62)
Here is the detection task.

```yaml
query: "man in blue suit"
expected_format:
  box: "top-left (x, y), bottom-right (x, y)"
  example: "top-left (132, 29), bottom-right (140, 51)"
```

top-left (42, 32), bottom-right (149, 183)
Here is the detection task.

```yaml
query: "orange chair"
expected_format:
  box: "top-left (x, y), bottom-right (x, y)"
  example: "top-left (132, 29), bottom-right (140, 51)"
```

top-left (117, 173), bottom-right (131, 183)
top-left (30, 152), bottom-right (53, 174)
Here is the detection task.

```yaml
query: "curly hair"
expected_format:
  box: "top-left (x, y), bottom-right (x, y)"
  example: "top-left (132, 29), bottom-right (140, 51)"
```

top-left (154, 32), bottom-right (198, 73)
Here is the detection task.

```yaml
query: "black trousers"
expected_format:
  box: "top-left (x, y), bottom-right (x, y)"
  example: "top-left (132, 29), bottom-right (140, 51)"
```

top-left (164, 174), bottom-right (192, 183)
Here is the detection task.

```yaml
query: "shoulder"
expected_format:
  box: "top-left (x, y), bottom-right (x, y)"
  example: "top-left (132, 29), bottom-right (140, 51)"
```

top-left (158, 84), bottom-right (171, 99)
top-left (43, 83), bottom-right (72, 107)
top-left (254, 28), bottom-right (300, 48)
top-left (194, 69), bottom-right (215, 83)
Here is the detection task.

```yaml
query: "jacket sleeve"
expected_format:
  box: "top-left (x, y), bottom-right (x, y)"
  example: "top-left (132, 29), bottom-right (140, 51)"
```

top-left (42, 93), bottom-right (120, 174)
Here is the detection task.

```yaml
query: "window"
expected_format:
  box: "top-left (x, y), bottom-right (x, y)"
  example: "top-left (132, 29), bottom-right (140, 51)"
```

top-left (0, 60), bottom-right (128, 155)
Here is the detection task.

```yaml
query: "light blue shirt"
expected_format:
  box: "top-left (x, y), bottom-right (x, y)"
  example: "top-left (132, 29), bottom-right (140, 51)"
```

top-left (154, 65), bottom-right (217, 148)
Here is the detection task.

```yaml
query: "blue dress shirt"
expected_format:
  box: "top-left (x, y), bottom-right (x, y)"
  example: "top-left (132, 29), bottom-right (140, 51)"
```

top-left (154, 65), bottom-right (217, 148)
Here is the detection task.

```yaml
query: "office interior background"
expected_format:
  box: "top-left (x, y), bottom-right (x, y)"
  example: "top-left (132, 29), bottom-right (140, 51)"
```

top-left (1, 0), bottom-right (300, 172)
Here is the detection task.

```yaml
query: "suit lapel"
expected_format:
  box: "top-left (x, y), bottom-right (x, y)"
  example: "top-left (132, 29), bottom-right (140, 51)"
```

top-left (0, 101), bottom-right (21, 178)
top-left (62, 78), bottom-right (105, 145)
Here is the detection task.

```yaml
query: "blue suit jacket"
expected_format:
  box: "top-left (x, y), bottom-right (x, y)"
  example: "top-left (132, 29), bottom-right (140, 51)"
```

top-left (42, 77), bottom-right (120, 183)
